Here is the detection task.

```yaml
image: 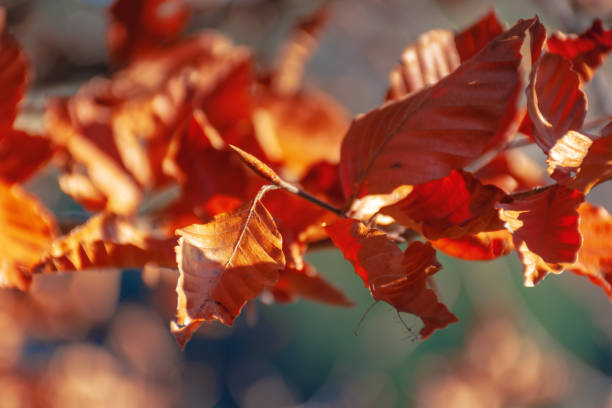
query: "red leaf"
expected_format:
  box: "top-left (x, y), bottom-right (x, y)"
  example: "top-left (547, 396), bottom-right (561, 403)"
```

top-left (454, 9), bottom-right (505, 63)
top-left (0, 130), bottom-right (54, 184)
top-left (547, 19), bottom-right (612, 81)
top-left (569, 202), bottom-right (612, 301)
top-left (0, 9), bottom-right (28, 136)
top-left (498, 185), bottom-right (583, 286)
top-left (430, 230), bottom-right (513, 261)
top-left (381, 170), bottom-right (506, 240)
top-left (568, 131), bottom-right (612, 194)
top-left (108, 0), bottom-right (190, 65)
top-left (326, 218), bottom-right (457, 339)
top-left (387, 10), bottom-right (505, 100)
top-left (173, 189), bottom-right (285, 348)
top-left (526, 53), bottom-right (587, 154)
top-left (340, 18), bottom-right (534, 200)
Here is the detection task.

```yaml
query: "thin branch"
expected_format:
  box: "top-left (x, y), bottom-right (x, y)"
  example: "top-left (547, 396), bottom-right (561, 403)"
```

top-left (229, 144), bottom-right (345, 216)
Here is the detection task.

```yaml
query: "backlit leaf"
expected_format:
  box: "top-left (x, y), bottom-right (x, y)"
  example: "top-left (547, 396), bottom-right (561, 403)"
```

top-left (430, 230), bottom-right (513, 261)
top-left (173, 187), bottom-right (285, 348)
top-left (326, 218), bottom-right (457, 338)
top-left (340, 18), bottom-right (534, 200)
top-left (498, 185), bottom-right (583, 286)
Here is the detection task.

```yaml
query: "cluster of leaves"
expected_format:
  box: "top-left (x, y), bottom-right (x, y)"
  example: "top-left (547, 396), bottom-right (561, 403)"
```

top-left (2, 1), bottom-right (612, 349)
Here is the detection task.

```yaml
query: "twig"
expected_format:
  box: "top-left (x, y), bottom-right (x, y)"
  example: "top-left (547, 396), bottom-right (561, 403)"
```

top-left (229, 144), bottom-right (345, 216)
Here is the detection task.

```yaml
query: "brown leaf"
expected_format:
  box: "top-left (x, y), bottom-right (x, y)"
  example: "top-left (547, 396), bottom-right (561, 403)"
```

top-left (498, 185), bottom-right (583, 286)
top-left (568, 131), bottom-right (612, 194)
top-left (0, 130), bottom-right (54, 184)
top-left (474, 150), bottom-right (546, 193)
top-left (381, 170), bottom-right (506, 240)
top-left (340, 18), bottom-right (534, 200)
top-left (108, 0), bottom-right (190, 65)
top-left (0, 183), bottom-right (58, 290)
top-left (326, 218), bottom-right (457, 339)
top-left (33, 213), bottom-right (176, 274)
top-left (173, 187), bottom-right (285, 348)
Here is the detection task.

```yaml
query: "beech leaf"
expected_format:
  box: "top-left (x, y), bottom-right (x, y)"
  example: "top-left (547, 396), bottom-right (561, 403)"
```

top-left (340, 18), bottom-right (534, 200)
top-left (430, 230), bottom-right (513, 261)
top-left (326, 218), bottom-right (457, 339)
top-left (172, 186), bottom-right (285, 348)
top-left (498, 185), bottom-right (583, 286)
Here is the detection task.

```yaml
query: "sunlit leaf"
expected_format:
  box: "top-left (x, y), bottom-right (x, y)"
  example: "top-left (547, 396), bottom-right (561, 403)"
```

top-left (430, 230), bottom-right (513, 261)
top-left (173, 187), bottom-right (285, 348)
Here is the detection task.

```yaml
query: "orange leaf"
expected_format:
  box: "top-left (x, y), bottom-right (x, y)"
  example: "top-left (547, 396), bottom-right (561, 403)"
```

top-left (569, 202), bottom-right (612, 301)
top-left (254, 88), bottom-right (349, 179)
top-left (0, 9), bottom-right (28, 136)
top-left (33, 213), bottom-right (176, 273)
top-left (340, 18), bottom-right (534, 200)
top-left (430, 230), bottom-right (513, 261)
top-left (547, 19), bottom-right (612, 81)
top-left (108, 0), bottom-right (190, 65)
top-left (326, 218), bottom-right (457, 339)
top-left (173, 187), bottom-right (285, 348)
top-left (568, 131), bottom-right (612, 194)
top-left (381, 170), bottom-right (506, 240)
top-left (498, 185), bottom-right (583, 286)
top-left (0, 183), bottom-right (58, 290)
top-left (271, 263), bottom-right (353, 307)
top-left (526, 53), bottom-right (587, 155)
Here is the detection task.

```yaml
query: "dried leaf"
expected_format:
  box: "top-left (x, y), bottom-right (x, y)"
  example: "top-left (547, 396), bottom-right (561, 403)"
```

top-left (568, 131), bottom-right (612, 194)
top-left (33, 213), bottom-right (176, 273)
top-left (0, 183), bottom-right (58, 290)
top-left (0, 130), bottom-right (54, 184)
top-left (498, 185), bottom-right (583, 286)
top-left (548, 19), bottom-right (612, 81)
top-left (381, 170), bottom-right (506, 240)
top-left (454, 9), bottom-right (506, 63)
top-left (108, 0), bottom-right (190, 64)
top-left (173, 187), bottom-right (285, 348)
top-left (340, 18), bottom-right (534, 200)
top-left (326, 218), bottom-right (457, 338)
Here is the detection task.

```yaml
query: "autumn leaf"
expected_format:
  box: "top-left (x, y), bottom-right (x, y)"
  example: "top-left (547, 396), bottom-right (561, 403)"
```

top-left (0, 130), bottom-right (54, 184)
top-left (386, 10), bottom-right (504, 100)
top-left (32, 213), bottom-right (176, 274)
top-left (548, 19), bottom-right (612, 81)
top-left (326, 218), bottom-right (457, 339)
top-left (340, 18), bottom-right (535, 200)
top-left (172, 186), bottom-right (285, 348)
top-left (108, 0), bottom-right (190, 65)
top-left (430, 230), bottom-right (513, 261)
top-left (498, 185), bottom-right (583, 286)
top-left (569, 202), bottom-right (612, 301)
top-left (0, 8), bottom-right (28, 136)
top-left (0, 183), bottom-right (58, 290)
top-left (380, 170), bottom-right (506, 240)
top-left (526, 52), bottom-right (587, 155)
top-left (567, 131), bottom-right (612, 194)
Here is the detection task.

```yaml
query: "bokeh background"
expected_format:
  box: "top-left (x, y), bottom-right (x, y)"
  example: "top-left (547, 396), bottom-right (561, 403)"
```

top-left (2, 0), bottom-right (612, 406)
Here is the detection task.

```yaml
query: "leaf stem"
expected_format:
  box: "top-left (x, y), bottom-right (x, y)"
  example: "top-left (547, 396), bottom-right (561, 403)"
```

top-left (229, 144), bottom-right (345, 216)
